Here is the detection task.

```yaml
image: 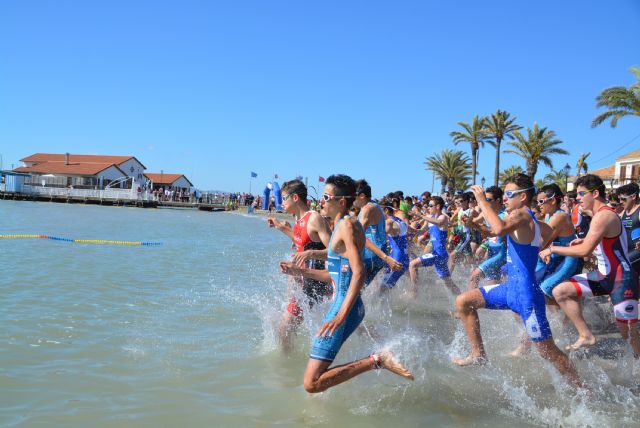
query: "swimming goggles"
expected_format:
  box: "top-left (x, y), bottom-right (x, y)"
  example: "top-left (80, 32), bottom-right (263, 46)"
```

top-left (321, 193), bottom-right (354, 202)
top-left (576, 187), bottom-right (600, 197)
top-left (537, 193), bottom-right (555, 205)
top-left (504, 186), bottom-right (535, 199)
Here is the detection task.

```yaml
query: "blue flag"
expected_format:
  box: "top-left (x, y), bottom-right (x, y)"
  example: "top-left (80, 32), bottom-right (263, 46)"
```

top-left (251, 172), bottom-right (257, 178)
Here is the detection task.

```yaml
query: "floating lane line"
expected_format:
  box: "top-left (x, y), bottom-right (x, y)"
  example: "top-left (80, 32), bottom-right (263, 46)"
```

top-left (0, 235), bottom-right (161, 246)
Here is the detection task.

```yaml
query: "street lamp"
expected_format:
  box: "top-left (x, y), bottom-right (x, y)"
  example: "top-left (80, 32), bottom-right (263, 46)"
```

top-left (562, 163), bottom-right (571, 191)
top-left (481, 176), bottom-right (486, 187)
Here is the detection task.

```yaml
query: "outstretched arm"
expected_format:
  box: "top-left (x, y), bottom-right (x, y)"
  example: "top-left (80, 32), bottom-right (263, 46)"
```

top-left (268, 217), bottom-right (294, 241)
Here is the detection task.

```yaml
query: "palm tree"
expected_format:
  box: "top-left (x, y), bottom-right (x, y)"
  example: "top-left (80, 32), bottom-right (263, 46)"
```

top-left (592, 67), bottom-right (640, 128)
top-left (505, 122), bottom-right (568, 180)
top-left (499, 165), bottom-right (524, 186)
top-left (424, 149), bottom-right (472, 194)
top-left (450, 115), bottom-right (488, 185)
top-left (484, 110), bottom-right (522, 187)
top-left (544, 169), bottom-right (569, 192)
top-left (575, 152), bottom-right (591, 177)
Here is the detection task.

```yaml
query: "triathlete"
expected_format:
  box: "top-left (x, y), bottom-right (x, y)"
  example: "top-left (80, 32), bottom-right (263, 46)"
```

top-left (466, 186), bottom-right (506, 290)
top-left (279, 174), bottom-right (413, 392)
top-left (453, 174), bottom-right (582, 389)
top-left (448, 192), bottom-right (473, 274)
top-left (267, 179), bottom-right (332, 351)
top-left (510, 184), bottom-right (583, 356)
top-left (379, 205), bottom-right (411, 291)
top-left (353, 179), bottom-right (403, 286)
top-left (542, 174), bottom-right (639, 355)
top-left (617, 182), bottom-right (640, 275)
top-left (409, 196), bottom-right (462, 297)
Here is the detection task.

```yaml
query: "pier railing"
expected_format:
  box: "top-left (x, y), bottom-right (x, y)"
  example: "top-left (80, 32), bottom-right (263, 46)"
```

top-left (27, 186), bottom-right (153, 201)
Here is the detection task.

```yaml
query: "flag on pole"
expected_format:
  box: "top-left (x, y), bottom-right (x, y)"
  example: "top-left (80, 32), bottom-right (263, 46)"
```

top-left (318, 176), bottom-right (325, 182)
top-left (251, 172), bottom-right (257, 178)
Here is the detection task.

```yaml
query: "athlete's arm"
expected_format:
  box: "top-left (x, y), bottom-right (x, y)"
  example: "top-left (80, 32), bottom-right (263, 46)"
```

top-left (421, 213), bottom-right (447, 227)
top-left (544, 211), bottom-right (611, 258)
top-left (279, 261), bottom-right (331, 282)
top-left (308, 211), bottom-right (332, 248)
top-left (365, 238), bottom-right (403, 271)
top-left (358, 204), bottom-right (377, 229)
top-left (268, 217), bottom-right (294, 240)
top-left (385, 218), bottom-right (400, 237)
top-left (316, 219), bottom-right (365, 337)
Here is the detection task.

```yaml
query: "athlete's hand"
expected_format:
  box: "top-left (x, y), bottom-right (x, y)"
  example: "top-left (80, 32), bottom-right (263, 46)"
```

top-left (316, 315), bottom-right (345, 337)
top-left (280, 261), bottom-right (303, 276)
top-left (569, 238), bottom-right (584, 247)
top-left (539, 248), bottom-right (552, 264)
top-left (385, 255), bottom-right (403, 272)
top-left (292, 250), bottom-right (311, 266)
top-left (267, 217), bottom-right (280, 229)
top-left (470, 185), bottom-right (486, 201)
top-left (636, 241), bottom-right (640, 251)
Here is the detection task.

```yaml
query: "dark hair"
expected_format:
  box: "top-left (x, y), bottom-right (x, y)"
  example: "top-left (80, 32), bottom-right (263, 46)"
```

top-left (540, 183), bottom-right (563, 204)
top-left (355, 179), bottom-right (372, 198)
top-left (382, 205), bottom-right (394, 215)
top-left (485, 186), bottom-right (503, 200)
top-left (574, 174), bottom-right (606, 199)
top-left (430, 196), bottom-right (445, 209)
top-left (421, 191), bottom-right (432, 199)
top-left (281, 179), bottom-right (307, 200)
top-left (505, 173), bottom-right (535, 202)
top-left (617, 182), bottom-right (639, 197)
top-left (566, 190), bottom-right (577, 199)
top-left (455, 192), bottom-right (470, 203)
top-left (326, 174), bottom-right (356, 208)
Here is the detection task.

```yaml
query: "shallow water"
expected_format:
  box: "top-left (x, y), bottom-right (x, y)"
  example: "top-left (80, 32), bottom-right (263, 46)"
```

top-left (1, 201), bottom-right (639, 427)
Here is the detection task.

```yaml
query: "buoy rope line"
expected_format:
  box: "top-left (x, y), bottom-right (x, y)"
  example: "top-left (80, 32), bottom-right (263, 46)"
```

top-left (0, 234), bottom-right (162, 246)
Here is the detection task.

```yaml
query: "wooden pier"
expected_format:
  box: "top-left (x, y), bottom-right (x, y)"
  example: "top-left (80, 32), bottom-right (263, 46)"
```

top-left (0, 191), bottom-right (227, 211)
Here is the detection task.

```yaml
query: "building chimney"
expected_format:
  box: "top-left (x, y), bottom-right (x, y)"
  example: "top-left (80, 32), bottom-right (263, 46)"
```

top-left (65, 153), bottom-right (70, 165)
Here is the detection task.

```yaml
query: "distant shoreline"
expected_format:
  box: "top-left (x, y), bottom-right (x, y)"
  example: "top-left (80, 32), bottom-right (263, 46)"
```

top-left (233, 206), bottom-right (295, 221)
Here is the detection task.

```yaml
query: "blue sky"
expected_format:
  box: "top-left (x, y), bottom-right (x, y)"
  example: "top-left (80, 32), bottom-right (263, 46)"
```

top-left (1, 0), bottom-right (639, 196)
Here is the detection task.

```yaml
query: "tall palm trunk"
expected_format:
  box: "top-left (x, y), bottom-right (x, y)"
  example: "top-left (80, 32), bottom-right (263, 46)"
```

top-left (493, 137), bottom-right (502, 186)
top-left (527, 161), bottom-right (537, 180)
top-left (471, 147), bottom-right (478, 185)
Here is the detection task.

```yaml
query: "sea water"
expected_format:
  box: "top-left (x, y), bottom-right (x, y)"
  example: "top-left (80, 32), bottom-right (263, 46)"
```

top-left (1, 200), bottom-right (639, 427)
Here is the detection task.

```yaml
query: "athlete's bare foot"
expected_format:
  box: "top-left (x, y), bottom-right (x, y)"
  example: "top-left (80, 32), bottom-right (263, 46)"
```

top-left (452, 354), bottom-right (487, 366)
top-left (508, 341), bottom-right (532, 357)
top-left (376, 351), bottom-right (414, 380)
top-left (565, 335), bottom-right (596, 351)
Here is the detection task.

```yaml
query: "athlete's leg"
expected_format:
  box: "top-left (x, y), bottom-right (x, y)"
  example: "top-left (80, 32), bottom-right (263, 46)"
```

top-left (453, 289), bottom-right (487, 365)
top-left (303, 351), bottom-right (413, 393)
top-left (468, 267), bottom-right (484, 290)
top-left (616, 320), bottom-right (640, 357)
top-left (443, 276), bottom-right (462, 296)
top-left (552, 280), bottom-right (596, 350)
top-left (448, 250), bottom-right (458, 274)
top-left (408, 258), bottom-right (423, 296)
top-left (279, 310), bottom-right (301, 353)
top-left (534, 338), bottom-right (582, 389)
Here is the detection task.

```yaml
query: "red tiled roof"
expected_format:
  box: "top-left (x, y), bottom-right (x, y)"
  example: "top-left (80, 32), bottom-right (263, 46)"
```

top-left (20, 153), bottom-right (146, 169)
top-left (617, 149), bottom-right (640, 161)
top-left (145, 173), bottom-right (193, 186)
top-left (589, 165), bottom-right (616, 178)
top-left (14, 163), bottom-right (126, 176)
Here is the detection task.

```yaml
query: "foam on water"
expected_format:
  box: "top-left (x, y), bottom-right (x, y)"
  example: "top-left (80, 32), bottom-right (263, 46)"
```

top-left (224, 246), bottom-right (640, 427)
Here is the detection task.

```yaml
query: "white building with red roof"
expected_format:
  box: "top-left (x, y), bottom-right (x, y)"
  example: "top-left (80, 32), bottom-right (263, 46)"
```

top-left (15, 153), bottom-right (147, 189)
top-left (144, 173), bottom-right (193, 191)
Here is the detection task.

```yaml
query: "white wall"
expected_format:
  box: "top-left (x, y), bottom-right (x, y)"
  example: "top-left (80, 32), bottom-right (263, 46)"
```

top-left (171, 176), bottom-right (192, 189)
